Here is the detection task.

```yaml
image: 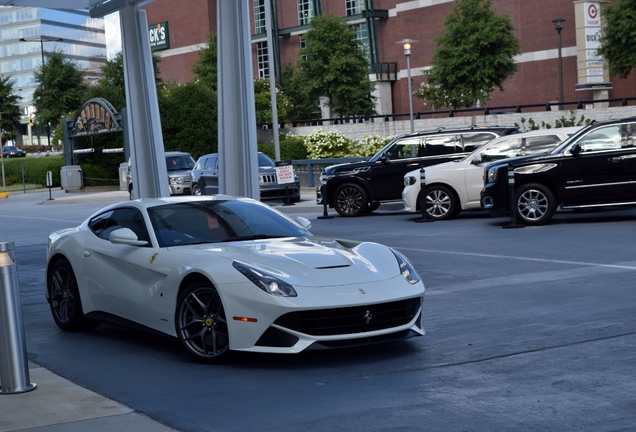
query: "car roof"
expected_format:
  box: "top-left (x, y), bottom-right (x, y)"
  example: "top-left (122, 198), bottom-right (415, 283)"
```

top-left (398, 125), bottom-right (519, 139)
top-left (488, 126), bottom-right (583, 140)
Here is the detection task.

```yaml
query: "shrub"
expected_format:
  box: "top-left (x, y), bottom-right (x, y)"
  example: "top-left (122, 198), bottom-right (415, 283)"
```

top-left (258, 133), bottom-right (308, 161)
top-left (303, 129), bottom-right (353, 159)
top-left (0, 156), bottom-right (65, 187)
top-left (352, 135), bottom-right (397, 157)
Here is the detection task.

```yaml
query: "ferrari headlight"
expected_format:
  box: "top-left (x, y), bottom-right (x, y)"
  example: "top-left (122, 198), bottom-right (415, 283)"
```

top-left (391, 249), bottom-right (420, 285)
top-left (233, 261), bottom-right (297, 297)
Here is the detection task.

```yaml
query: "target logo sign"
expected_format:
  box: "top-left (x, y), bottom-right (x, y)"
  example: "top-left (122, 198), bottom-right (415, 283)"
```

top-left (588, 4), bottom-right (598, 19)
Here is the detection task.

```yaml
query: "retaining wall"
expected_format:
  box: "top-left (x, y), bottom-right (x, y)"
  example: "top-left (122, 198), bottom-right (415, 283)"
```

top-left (257, 105), bottom-right (636, 142)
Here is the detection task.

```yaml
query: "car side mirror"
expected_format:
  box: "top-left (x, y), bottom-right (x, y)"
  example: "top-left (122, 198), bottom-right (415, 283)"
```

top-left (109, 228), bottom-right (148, 246)
top-left (295, 216), bottom-right (311, 229)
top-left (379, 153), bottom-right (390, 163)
top-left (470, 155), bottom-right (484, 165)
top-left (570, 143), bottom-right (582, 155)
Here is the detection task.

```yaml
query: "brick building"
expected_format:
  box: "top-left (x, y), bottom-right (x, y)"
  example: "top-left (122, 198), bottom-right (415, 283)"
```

top-left (143, 0), bottom-right (636, 120)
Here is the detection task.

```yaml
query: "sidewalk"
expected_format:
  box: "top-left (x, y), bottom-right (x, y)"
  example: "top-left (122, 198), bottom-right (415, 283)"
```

top-left (39, 187), bottom-right (327, 214)
top-left (0, 362), bottom-right (177, 432)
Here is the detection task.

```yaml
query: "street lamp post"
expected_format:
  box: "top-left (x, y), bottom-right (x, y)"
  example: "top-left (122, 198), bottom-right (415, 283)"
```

top-left (19, 36), bottom-right (63, 146)
top-left (397, 39), bottom-right (418, 133)
top-left (552, 18), bottom-right (565, 110)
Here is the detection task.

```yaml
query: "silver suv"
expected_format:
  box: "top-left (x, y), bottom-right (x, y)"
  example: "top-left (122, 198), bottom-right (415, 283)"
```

top-left (127, 151), bottom-right (196, 197)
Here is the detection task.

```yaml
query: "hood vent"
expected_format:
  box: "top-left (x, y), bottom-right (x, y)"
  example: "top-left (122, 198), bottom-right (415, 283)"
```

top-left (315, 264), bottom-right (351, 269)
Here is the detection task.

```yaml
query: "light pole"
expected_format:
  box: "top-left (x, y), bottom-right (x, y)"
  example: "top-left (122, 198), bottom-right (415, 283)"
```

top-left (397, 39), bottom-right (418, 133)
top-left (552, 18), bottom-right (565, 110)
top-left (19, 36), bottom-right (63, 146)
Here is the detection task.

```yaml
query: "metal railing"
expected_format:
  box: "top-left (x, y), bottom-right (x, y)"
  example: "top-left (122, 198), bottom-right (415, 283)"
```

top-left (289, 96), bottom-right (636, 128)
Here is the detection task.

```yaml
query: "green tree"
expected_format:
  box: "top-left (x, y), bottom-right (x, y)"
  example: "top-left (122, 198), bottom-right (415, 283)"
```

top-left (0, 76), bottom-right (23, 143)
top-left (192, 33), bottom-right (217, 91)
top-left (33, 50), bottom-right (87, 128)
top-left (281, 64), bottom-right (320, 121)
top-left (254, 78), bottom-right (291, 127)
top-left (296, 14), bottom-right (376, 117)
top-left (597, 0), bottom-right (636, 78)
top-left (158, 81), bottom-right (217, 159)
top-left (414, 0), bottom-right (520, 109)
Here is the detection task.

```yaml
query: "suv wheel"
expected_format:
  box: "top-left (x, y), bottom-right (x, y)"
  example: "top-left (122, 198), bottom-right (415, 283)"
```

top-left (192, 184), bottom-right (202, 196)
top-left (515, 183), bottom-right (556, 225)
top-left (424, 185), bottom-right (458, 220)
top-left (334, 183), bottom-right (368, 217)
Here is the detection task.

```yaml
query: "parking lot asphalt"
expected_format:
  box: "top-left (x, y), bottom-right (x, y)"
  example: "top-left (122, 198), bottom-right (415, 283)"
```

top-left (0, 187), bottom-right (405, 432)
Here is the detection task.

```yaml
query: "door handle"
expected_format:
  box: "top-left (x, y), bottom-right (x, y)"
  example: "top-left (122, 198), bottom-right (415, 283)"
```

top-left (83, 250), bottom-right (90, 257)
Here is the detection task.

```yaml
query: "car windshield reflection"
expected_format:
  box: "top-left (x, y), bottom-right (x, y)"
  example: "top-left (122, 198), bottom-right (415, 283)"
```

top-left (148, 200), bottom-right (309, 247)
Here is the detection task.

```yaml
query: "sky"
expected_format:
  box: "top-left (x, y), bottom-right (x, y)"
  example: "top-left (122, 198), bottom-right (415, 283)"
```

top-left (104, 12), bottom-right (122, 58)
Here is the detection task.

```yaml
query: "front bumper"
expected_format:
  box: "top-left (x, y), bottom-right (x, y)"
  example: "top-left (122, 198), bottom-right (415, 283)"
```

top-left (222, 276), bottom-right (425, 354)
top-left (402, 182), bottom-right (420, 213)
top-left (481, 182), bottom-right (508, 216)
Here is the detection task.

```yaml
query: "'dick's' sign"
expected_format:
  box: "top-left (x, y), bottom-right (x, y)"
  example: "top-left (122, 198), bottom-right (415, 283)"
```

top-left (148, 22), bottom-right (169, 51)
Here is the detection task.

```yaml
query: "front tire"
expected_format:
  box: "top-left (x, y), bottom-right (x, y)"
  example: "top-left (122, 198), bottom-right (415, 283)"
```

top-left (515, 183), bottom-right (556, 225)
top-left (176, 281), bottom-right (229, 362)
top-left (333, 183), bottom-right (369, 217)
top-left (424, 185), bottom-right (459, 220)
top-left (191, 183), bottom-right (202, 196)
top-left (48, 259), bottom-right (90, 331)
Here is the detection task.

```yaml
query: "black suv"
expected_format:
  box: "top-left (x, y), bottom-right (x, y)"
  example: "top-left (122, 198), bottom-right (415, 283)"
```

top-left (317, 126), bottom-right (518, 216)
top-left (481, 117), bottom-right (636, 225)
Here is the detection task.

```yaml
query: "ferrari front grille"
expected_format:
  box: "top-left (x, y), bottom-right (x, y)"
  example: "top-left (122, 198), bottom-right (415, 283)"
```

top-left (274, 297), bottom-right (421, 336)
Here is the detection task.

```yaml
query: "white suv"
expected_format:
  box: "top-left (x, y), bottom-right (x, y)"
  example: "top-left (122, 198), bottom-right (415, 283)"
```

top-left (402, 127), bottom-right (583, 220)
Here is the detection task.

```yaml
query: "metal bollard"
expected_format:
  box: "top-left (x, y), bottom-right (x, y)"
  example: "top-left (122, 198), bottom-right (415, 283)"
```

top-left (0, 242), bottom-right (37, 394)
top-left (502, 164), bottom-right (524, 229)
top-left (415, 168), bottom-right (434, 223)
top-left (317, 184), bottom-right (334, 219)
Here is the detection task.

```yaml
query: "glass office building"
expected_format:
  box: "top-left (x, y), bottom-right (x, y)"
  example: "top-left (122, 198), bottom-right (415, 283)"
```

top-left (0, 6), bottom-right (106, 145)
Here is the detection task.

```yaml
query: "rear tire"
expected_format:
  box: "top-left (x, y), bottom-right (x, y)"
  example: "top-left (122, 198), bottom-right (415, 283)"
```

top-left (333, 183), bottom-right (369, 217)
top-left (48, 259), bottom-right (92, 331)
top-left (515, 183), bottom-right (556, 225)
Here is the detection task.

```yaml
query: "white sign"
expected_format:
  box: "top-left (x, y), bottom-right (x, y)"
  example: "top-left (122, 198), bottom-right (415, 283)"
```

top-left (584, 2), bottom-right (601, 26)
top-left (275, 164), bottom-right (295, 185)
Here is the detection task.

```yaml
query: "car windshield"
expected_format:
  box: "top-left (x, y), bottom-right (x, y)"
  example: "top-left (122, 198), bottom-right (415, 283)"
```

top-left (258, 153), bottom-right (275, 167)
top-left (148, 199), bottom-right (310, 247)
top-left (4, 146), bottom-right (18, 151)
top-left (166, 154), bottom-right (195, 171)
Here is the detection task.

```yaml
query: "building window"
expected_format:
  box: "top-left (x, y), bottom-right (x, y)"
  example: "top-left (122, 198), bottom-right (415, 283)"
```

top-left (353, 22), bottom-right (370, 61)
top-left (257, 42), bottom-right (269, 78)
top-left (346, 0), bottom-right (364, 16)
top-left (254, 0), bottom-right (266, 34)
top-left (298, 0), bottom-right (314, 26)
top-left (299, 34), bottom-right (307, 60)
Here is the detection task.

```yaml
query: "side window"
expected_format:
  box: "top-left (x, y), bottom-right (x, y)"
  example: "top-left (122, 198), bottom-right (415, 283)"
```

top-left (479, 138), bottom-right (520, 162)
top-left (423, 134), bottom-right (458, 156)
top-left (576, 125), bottom-right (622, 152)
top-left (89, 208), bottom-right (150, 245)
top-left (461, 133), bottom-right (498, 152)
top-left (208, 155), bottom-right (218, 170)
top-left (88, 211), bottom-right (114, 238)
top-left (385, 137), bottom-right (420, 160)
top-left (522, 135), bottom-right (561, 155)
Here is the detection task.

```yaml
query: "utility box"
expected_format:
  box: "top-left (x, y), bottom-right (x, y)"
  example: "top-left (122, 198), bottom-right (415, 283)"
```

top-left (60, 165), bottom-right (83, 190)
